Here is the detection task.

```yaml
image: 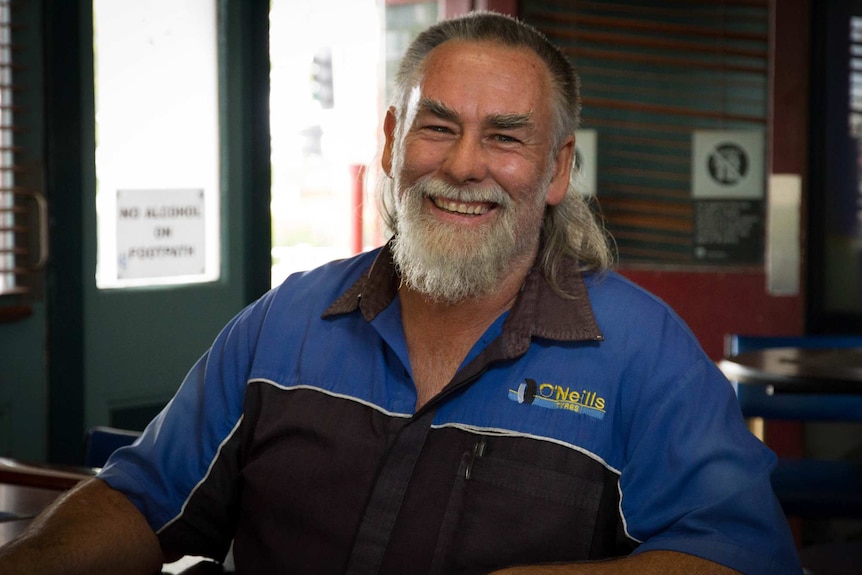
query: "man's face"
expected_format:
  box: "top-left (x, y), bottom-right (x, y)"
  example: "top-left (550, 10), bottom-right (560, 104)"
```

top-left (384, 40), bottom-right (573, 303)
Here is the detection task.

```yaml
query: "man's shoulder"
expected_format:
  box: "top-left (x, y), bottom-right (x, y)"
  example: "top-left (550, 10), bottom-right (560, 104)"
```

top-left (226, 248), bottom-right (382, 338)
top-left (584, 269), bottom-right (701, 349)
top-left (585, 270), bottom-right (674, 313)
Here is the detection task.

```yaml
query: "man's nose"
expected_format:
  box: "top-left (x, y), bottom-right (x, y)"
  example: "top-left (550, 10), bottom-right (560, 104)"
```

top-left (441, 132), bottom-right (488, 185)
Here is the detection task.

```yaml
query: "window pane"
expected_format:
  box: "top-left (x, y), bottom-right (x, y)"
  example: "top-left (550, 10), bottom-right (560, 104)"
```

top-left (268, 0), bottom-right (439, 287)
top-left (269, 0), bottom-right (382, 286)
top-left (94, 0), bottom-right (220, 288)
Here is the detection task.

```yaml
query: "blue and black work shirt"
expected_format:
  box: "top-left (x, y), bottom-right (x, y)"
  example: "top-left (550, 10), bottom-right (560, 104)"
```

top-left (98, 242), bottom-right (802, 575)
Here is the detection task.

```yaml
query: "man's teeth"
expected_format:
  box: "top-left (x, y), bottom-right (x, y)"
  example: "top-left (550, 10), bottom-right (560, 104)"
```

top-left (432, 197), bottom-right (490, 215)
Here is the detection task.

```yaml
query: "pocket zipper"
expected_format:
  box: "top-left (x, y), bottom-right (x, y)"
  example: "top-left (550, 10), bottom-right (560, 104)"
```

top-left (464, 437), bottom-right (487, 480)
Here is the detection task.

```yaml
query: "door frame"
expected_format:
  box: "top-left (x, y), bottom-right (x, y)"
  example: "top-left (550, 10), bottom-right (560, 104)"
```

top-left (44, 0), bottom-right (271, 464)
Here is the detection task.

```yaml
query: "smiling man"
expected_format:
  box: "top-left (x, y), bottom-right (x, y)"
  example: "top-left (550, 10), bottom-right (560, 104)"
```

top-left (384, 36), bottom-right (577, 410)
top-left (0, 12), bottom-right (801, 575)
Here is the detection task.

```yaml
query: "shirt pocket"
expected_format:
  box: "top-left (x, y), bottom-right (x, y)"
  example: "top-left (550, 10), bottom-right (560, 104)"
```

top-left (429, 439), bottom-right (604, 575)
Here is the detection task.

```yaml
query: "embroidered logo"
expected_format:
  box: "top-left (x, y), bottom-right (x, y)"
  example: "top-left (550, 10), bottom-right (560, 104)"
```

top-left (508, 378), bottom-right (606, 420)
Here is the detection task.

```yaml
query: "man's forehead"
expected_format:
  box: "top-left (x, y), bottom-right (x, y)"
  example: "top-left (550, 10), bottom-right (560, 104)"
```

top-left (411, 40), bottom-right (552, 121)
top-left (420, 39), bottom-right (549, 80)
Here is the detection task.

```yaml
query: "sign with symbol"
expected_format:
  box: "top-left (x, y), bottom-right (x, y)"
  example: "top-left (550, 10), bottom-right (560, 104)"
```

top-left (116, 189), bottom-right (206, 280)
top-left (708, 143), bottom-right (748, 185)
top-left (692, 131), bottom-right (764, 199)
top-left (691, 131), bottom-right (765, 264)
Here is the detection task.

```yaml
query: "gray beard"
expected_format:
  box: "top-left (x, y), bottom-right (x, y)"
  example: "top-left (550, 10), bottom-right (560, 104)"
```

top-left (391, 176), bottom-right (546, 304)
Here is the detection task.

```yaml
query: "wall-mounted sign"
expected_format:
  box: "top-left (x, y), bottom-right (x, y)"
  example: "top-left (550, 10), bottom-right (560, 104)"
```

top-left (116, 189), bottom-right (206, 280)
top-left (693, 200), bottom-right (763, 263)
top-left (575, 129), bottom-right (597, 196)
top-left (691, 131), bottom-right (765, 264)
top-left (692, 130), bottom-right (764, 199)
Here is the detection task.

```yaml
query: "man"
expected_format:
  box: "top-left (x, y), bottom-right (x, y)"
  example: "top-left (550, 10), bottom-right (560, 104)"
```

top-left (0, 11), bottom-right (800, 575)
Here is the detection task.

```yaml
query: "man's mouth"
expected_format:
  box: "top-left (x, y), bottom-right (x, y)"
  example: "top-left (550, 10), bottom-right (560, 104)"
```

top-left (430, 196), bottom-right (494, 216)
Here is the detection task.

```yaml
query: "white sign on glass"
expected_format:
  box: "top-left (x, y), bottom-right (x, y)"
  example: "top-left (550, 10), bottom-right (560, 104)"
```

top-left (116, 189), bottom-right (206, 280)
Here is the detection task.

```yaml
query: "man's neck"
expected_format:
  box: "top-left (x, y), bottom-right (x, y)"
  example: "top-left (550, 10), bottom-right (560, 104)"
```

top-left (399, 272), bottom-right (522, 333)
top-left (399, 253), bottom-right (536, 410)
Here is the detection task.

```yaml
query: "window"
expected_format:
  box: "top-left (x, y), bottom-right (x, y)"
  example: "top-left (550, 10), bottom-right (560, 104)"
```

top-left (268, 0), bottom-right (438, 287)
top-left (807, 0), bottom-right (862, 333)
top-left (93, 0), bottom-right (221, 289)
top-left (269, 0), bottom-right (383, 286)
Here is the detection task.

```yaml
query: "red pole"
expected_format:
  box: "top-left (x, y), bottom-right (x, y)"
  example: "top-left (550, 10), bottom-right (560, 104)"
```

top-left (349, 164), bottom-right (366, 254)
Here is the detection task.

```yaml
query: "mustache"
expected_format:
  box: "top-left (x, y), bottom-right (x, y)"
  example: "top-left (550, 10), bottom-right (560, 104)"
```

top-left (407, 177), bottom-right (513, 208)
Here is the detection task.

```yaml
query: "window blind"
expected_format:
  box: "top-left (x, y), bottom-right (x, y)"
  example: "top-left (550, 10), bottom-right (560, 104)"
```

top-left (0, 0), bottom-right (45, 298)
top-left (522, 0), bottom-right (769, 265)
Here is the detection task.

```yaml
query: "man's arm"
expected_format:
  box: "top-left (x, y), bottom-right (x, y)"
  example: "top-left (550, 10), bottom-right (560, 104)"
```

top-left (489, 551), bottom-right (740, 574)
top-left (0, 477), bottom-right (166, 575)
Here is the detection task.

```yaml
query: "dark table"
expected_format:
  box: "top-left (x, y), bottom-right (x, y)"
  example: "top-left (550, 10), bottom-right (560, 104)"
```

top-left (0, 482), bottom-right (65, 545)
top-left (718, 347), bottom-right (862, 394)
top-left (0, 456), bottom-right (95, 546)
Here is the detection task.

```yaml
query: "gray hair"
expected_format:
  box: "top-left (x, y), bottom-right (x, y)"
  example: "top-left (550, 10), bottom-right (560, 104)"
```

top-left (380, 11), bottom-right (615, 293)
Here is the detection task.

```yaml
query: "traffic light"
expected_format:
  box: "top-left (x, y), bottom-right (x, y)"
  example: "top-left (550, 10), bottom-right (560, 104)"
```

top-left (311, 47), bottom-right (334, 109)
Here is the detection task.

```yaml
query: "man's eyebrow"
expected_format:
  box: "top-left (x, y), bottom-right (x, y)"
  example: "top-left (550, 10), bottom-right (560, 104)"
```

top-left (416, 98), bottom-right (534, 130)
top-left (418, 98), bottom-right (459, 122)
top-left (485, 112), bottom-right (534, 131)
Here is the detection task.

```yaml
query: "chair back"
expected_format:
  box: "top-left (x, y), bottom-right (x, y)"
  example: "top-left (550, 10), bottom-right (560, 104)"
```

top-left (84, 426), bottom-right (142, 468)
top-left (725, 333), bottom-right (862, 518)
top-left (725, 334), bottom-right (862, 421)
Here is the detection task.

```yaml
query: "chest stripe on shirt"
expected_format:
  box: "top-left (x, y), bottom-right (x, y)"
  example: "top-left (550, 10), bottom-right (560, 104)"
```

top-left (157, 416), bottom-right (245, 534)
top-left (251, 379), bottom-right (413, 419)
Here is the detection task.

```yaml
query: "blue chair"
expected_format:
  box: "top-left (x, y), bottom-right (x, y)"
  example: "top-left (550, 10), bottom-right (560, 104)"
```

top-left (725, 334), bottom-right (862, 518)
top-left (84, 425), bottom-right (142, 468)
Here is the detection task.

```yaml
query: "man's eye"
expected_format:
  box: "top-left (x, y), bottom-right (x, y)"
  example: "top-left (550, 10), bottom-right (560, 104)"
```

top-left (423, 125), bottom-right (452, 134)
top-left (492, 134), bottom-right (520, 143)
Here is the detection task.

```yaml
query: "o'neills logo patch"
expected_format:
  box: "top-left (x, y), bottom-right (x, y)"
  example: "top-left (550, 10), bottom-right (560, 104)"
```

top-left (508, 378), bottom-right (606, 420)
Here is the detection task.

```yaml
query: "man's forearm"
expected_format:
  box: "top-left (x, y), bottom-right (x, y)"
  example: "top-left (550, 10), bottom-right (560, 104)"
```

top-left (489, 550), bottom-right (740, 575)
top-left (0, 478), bottom-right (165, 575)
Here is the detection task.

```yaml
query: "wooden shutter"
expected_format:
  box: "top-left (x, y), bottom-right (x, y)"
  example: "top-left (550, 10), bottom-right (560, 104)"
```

top-left (522, 0), bottom-right (769, 265)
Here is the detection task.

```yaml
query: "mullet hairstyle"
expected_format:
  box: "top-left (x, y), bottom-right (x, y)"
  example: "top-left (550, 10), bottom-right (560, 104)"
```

top-left (379, 11), bottom-right (615, 296)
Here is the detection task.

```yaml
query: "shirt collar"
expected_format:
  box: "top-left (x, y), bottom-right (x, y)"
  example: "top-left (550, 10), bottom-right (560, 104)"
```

top-left (323, 240), bottom-right (604, 358)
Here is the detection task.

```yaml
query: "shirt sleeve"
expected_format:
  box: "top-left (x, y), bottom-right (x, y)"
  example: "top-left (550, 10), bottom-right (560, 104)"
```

top-left (96, 289), bottom-right (276, 559)
top-left (621, 352), bottom-right (802, 575)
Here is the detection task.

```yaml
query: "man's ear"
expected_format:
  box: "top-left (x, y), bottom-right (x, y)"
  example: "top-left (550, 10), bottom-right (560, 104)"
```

top-left (546, 136), bottom-right (574, 206)
top-left (381, 107), bottom-right (397, 176)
